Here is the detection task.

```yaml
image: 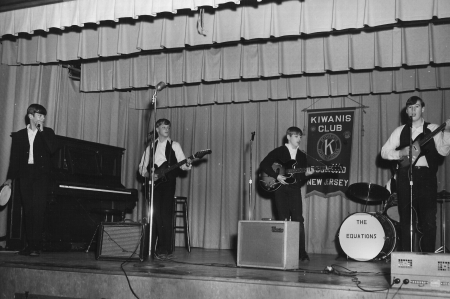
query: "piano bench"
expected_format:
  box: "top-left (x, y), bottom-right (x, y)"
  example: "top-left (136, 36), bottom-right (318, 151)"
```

top-left (91, 208), bottom-right (125, 223)
top-left (172, 196), bottom-right (191, 253)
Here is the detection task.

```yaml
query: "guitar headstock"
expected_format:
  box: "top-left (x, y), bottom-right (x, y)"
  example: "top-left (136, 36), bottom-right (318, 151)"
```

top-left (193, 149), bottom-right (212, 159)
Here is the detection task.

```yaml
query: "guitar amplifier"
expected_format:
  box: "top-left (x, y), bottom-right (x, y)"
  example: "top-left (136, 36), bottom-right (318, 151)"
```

top-left (237, 220), bottom-right (299, 270)
top-left (96, 222), bottom-right (148, 262)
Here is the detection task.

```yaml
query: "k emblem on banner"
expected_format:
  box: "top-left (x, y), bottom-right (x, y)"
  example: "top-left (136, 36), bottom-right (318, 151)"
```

top-left (306, 108), bottom-right (355, 198)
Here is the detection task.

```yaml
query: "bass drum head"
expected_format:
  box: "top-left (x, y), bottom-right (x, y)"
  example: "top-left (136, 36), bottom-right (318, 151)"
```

top-left (338, 212), bottom-right (396, 261)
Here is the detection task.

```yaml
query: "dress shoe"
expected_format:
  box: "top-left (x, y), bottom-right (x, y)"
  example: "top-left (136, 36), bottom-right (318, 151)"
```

top-left (299, 253), bottom-right (310, 262)
top-left (29, 250), bottom-right (41, 257)
top-left (18, 246), bottom-right (32, 256)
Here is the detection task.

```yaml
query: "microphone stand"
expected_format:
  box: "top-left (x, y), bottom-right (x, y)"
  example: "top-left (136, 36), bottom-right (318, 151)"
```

top-left (147, 89), bottom-right (158, 258)
top-left (408, 117), bottom-right (414, 252)
top-left (248, 132), bottom-right (255, 220)
top-left (147, 82), bottom-right (165, 258)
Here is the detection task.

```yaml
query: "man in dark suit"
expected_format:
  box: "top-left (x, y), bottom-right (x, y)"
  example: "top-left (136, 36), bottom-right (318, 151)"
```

top-left (3, 104), bottom-right (58, 256)
top-left (260, 126), bottom-right (314, 261)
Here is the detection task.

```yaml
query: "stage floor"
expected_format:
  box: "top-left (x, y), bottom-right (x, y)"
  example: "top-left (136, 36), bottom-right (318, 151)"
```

top-left (0, 248), bottom-right (448, 298)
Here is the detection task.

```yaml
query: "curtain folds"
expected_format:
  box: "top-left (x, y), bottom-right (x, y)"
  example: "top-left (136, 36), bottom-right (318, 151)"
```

top-left (125, 66), bottom-right (450, 108)
top-left (2, 1), bottom-right (450, 63)
top-left (1, 64), bottom-right (449, 252)
top-left (2, 0), bottom-right (450, 39)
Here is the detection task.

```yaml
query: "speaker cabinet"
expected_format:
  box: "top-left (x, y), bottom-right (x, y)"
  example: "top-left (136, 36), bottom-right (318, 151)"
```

top-left (237, 220), bottom-right (299, 270)
top-left (96, 222), bottom-right (148, 261)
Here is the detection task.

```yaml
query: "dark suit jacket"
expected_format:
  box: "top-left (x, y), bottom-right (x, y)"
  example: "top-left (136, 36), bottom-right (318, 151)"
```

top-left (6, 127), bottom-right (58, 180)
top-left (260, 145), bottom-right (307, 187)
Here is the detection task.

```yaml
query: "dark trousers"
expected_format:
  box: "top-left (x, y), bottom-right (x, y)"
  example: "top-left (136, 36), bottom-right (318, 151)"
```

top-left (397, 167), bottom-right (437, 252)
top-left (19, 165), bottom-right (49, 250)
top-left (152, 179), bottom-right (176, 254)
top-left (274, 185), bottom-right (306, 255)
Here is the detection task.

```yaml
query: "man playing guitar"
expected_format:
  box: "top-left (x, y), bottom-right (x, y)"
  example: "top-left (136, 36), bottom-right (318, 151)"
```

top-left (381, 96), bottom-right (450, 252)
top-left (260, 126), bottom-right (314, 261)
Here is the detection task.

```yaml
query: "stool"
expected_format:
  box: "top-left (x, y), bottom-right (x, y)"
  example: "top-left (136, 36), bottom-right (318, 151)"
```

top-left (437, 190), bottom-right (450, 253)
top-left (85, 208), bottom-right (125, 252)
top-left (172, 196), bottom-right (191, 253)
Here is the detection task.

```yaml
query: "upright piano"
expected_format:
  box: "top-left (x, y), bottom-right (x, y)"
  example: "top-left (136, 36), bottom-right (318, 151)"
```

top-left (6, 135), bottom-right (138, 251)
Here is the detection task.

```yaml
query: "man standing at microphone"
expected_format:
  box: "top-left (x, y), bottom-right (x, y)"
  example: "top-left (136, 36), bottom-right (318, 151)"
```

top-left (3, 104), bottom-right (58, 256)
top-left (381, 96), bottom-right (450, 252)
top-left (139, 119), bottom-right (192, 259)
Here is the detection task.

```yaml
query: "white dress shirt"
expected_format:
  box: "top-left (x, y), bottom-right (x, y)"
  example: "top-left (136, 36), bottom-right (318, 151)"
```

top-left (27, 125), bottom-right (39, 164)
top-left (381, 119), bottom-right (450, 167)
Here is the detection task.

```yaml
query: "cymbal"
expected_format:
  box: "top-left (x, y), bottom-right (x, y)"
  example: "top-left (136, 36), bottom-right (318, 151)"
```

top-left (346, 182), bottom-right (390, 203)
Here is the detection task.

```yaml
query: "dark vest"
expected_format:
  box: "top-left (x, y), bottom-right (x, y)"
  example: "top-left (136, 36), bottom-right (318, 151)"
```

top-left (149, 140), bottom-right (180, 180)
top-left (399, 122), bottom-right (440, 174)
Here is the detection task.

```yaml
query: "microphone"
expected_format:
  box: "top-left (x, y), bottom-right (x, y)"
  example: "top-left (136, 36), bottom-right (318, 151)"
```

top-left (37, 124), bottom-right (41, 131)
top-left (409, 115), bottom-right (413, 127)
top-left (251, 131), bottom-right (255, 141)
top-left (156, 81), bottom-right (166, 92)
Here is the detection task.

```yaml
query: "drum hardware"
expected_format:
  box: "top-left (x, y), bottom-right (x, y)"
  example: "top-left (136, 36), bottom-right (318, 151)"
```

top-left (383, 193), bottom-right (399, 223)
top-left (346, 183), bottom-right (390, 209)
top-left (436, 189), bottom-right (450, 254)
top-left (0, 184), bottom-right (11, 206)
top-left (338, 212), bottom-right (397, 261)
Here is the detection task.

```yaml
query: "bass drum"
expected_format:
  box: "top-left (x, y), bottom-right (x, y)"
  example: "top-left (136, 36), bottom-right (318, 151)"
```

top-left (338, 212), bottom-right (397, 261)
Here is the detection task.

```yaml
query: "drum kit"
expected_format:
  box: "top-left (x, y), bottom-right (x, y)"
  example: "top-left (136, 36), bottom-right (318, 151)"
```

top-left (338, 182), bottom-right (399, 262)
top-left (0, 184), bottom-right (11, 207)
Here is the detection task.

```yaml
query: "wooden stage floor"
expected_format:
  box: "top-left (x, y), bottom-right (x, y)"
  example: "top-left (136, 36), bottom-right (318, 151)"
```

top-left (0, 248), bottom-right (448, 299)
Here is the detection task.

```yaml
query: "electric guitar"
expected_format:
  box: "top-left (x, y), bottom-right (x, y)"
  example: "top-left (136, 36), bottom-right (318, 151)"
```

top-left (151, 149), bottom-right (211, 187)
top-left (396, 122), bottom-right (447, 169)
top-left (259, 160), bottom-right (343, 192)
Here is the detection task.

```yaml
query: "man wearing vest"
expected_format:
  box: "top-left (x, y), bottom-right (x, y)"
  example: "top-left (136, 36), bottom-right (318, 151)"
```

top-left (381, 96), bottom-right (450, 252)
top-left (139, 119), bottom-right (192, 258)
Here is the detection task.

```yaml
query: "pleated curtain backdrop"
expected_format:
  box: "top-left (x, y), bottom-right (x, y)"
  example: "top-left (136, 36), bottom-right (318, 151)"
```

top-left (1, 64), bottom-right (450, 252)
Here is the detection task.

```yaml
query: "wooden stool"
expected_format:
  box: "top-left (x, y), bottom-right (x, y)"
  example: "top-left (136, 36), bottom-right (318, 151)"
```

top-left (172, 196), bottom-right (191, 252)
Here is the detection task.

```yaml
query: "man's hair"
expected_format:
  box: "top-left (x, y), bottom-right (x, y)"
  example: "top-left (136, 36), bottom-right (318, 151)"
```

top-left (406, 96), bottom-right (425, 107)
top-left (27, 103), bottom-right (47, 116)
top-left (286, 126), bottom-right (302, 136)
top-left (155, 118), bottom-right (171, 128)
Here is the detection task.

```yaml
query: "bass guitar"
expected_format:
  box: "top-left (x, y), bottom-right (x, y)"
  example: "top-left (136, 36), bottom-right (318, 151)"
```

top-left (152, 149), bottom-right (211, 187)
top-left (259, 160), bottom-right (343, 192)
top-left (396, 122), bottom-right (447, 169)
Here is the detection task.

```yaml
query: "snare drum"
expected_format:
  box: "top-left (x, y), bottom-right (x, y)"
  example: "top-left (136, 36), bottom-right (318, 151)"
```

top-left (338, 212), bottom-right (397, 261)
top-left (383, 193), bottom-right (399, 223)
top-left (0, 184), bottom-right (11, 206)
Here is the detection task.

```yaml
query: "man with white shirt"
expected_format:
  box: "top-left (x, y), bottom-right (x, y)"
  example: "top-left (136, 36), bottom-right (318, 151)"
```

top-left (3, 104), bottom-right (57, 257)
top-left (381, 96), bottom-right (450, 252)
top-left (139, 118), bottom-right (191, 258)
top-left (260, 127), bottom-right (314, 261)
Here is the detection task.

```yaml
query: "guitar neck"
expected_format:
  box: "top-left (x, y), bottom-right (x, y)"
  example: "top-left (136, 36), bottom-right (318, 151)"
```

top-left (286, 166), bottom-right (327, 174)
top-left (161, 154), bottom-right (194, 174)
top-left (419, 122), bottom-right (447, 147)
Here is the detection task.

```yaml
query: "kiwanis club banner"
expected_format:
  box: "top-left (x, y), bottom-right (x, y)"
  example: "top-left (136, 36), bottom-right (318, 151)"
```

top-left (306, 108), bottom-right (355, 198)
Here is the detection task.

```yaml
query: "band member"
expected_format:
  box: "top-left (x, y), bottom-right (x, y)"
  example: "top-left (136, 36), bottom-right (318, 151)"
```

top-left (260, 126), bottom-right (314, 261)
top-left (3, 104), bottom-right (58, 256)
top-left (381, 96), bottom-right (450, 252)
top-left (138, 119), bottom-right (191, 258)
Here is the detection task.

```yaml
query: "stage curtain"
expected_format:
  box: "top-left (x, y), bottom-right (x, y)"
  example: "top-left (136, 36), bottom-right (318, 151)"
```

top-left (2, 0), bottom-right (450, 41)
top-left (125, 66), bottom-right (450, 108)
top-left (1, 63), bottom-right (450, 252)
top-left (0, 64), bottom-right (148, 247)
top-left (2, 1), bottom-right (450, 65)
